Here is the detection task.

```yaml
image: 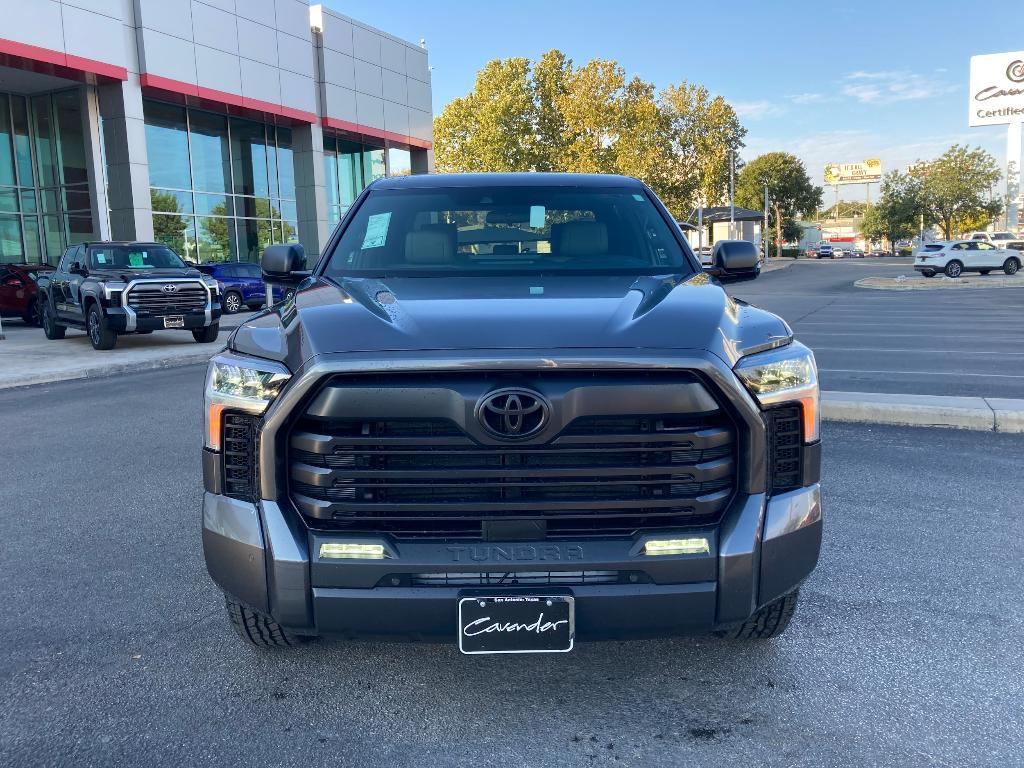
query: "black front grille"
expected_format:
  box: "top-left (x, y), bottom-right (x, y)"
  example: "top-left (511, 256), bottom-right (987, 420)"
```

top-left (289, 403), bottom-right (737, 539)
top-left (223, 413), bottom-right (258, 501)
top-left (126, 282), bottom-right (207, 315)
top-left (387, 571), bottom-right (639, 587)
top-left (767, 405), bottom-right (802, 493)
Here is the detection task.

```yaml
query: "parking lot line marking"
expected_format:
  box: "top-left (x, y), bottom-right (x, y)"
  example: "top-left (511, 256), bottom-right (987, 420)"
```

top-left (821, 368), bottom-right (1024, 379)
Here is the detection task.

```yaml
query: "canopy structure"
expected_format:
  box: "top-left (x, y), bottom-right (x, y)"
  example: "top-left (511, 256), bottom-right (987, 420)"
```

top-left (686, 207), bottom-right (764, 224)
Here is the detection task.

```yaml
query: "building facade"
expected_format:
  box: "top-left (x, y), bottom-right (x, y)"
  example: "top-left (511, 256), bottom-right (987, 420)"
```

top-left (0, 0), bottom-right (433, 266)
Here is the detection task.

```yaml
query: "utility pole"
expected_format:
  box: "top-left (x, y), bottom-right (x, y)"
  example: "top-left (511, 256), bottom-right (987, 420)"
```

top-left (729, 149), bottom-right (735, 239)
top-left (763, 184), bottom-right (769, 261)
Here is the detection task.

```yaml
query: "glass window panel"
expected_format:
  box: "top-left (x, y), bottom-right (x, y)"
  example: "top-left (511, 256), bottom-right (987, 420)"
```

top-left (283, 220), bottom-right (299, 243)
top-left (11, 96), bottom-right (34, 187)
top-left (22, 217), bottom-right (41, 262)
top-left (230, 118), bottom-right (269, 198)
top-left (40, 189), bottom-right (60, 214)
top-left (235, 196), bottom-right (274, 219)
top-left (323, 149), bottom-right (339, 210)
top-left (338, 139), bottom-right (363, 206)
top-left (194, 192), bottom-right (232, 217)
top-left (20, 190), bottom-right (37, 213)
top-left (268, 129), bottom-right (280, 200)
top-left (279, 199), bottom-right (296, 222)
top-left (188, 111), bottom-right (230, 194)
top-left (0, 215), bottom-right (23, 263)
top-left (42, 215), bottom-right (63, 261)
top-left (328, 205), bottom-right (341, 230)
top-left (151, 188), bottom-right (193, 215)
top-left (54, 90), bottom-right (88, 186)
top-left (363, 145), bottom-right (385, 186)
top-left (0, 96), bottom-right (14, 187)
top-left (276, 127), bottom-right (294, 201)
top-left (32, 95), bottom-right (58, 188)
top-left (153, 213), bottom-right (196, 259)
top-left (197, 215), bottom-right (235, 262)
top-left (0, 188), bottom-right (17, 213)
top-left (143, 101), bottom-right (192, 190)
top-left (387, 147), bottom-right (411, 177)
top-left (63, 185), bottom-right (92, 213)
top-left (66, 214), bottom-right (94, 243)
top-left (236, 217), bottom-right (274, 262)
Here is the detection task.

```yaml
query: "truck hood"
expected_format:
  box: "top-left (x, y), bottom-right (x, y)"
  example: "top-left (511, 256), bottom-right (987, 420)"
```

top-left (86, 267), bottom-right (204, 281)
top-left (228, 273), bottom-right (792, 370)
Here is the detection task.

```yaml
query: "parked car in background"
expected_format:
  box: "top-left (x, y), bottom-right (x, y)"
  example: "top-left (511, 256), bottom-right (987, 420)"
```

top-left (966, 231), bottom-right (1024, 252)
top-left (36, 241), bottom-right (222, 350)
top-left (868, 249), bottom-right (888, 258)
top-left (817, 243), bottom-right (834, 259)
top-left (196, 261), bottom-right (288, 314)
top-left (0, 263), bottom-right (54, 326)
top-left (849, 248), bottom-right (865, 258)
top-left (914, 240), bottom-right (1021, 278)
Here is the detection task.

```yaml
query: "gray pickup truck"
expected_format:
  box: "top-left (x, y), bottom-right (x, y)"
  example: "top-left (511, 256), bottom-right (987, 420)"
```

top-left (201, 173), bottom-right (822, 654)
top-left (36, 241), bottom-right (222, 350)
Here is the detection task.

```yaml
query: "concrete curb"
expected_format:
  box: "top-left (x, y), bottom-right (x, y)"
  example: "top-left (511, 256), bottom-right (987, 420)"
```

top-left (822, 391), bottom-right (1024, 433)
top-left (855, 275), bottom-right (1024, 291)
top-left (0, 351), bottom-right (219, 391)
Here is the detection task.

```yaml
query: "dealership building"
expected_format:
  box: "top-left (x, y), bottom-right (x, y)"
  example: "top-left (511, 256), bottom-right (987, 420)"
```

top-left (0, 0), bottom-right (433, 265)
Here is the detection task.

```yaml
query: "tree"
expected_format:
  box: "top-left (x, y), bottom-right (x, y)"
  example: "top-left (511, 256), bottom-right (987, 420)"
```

top-left (432, 49), bottom-right (746, 218)
top-left (910, 145), bottom-right (1001, 239)
top-left (858, 171), bottom-right (922, 254)
top-left (735, 152), bottom-right (822, 254)
top-left (150, 190), bottom-right (189, 254)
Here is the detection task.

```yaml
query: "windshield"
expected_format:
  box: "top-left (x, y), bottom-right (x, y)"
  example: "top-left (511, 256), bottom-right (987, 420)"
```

top-left (991, 233), bottom-right (1013, 240)
top-left (88, 245), bottom-right (186, 270)
top-left (323, 185), bottom-right (693, 278)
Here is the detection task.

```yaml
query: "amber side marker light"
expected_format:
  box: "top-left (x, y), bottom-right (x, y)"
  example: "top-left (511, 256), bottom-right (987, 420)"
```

top-left (319, 543), bottom-right (387, 560)
top-left (644, 538), bottom-right (710, 556)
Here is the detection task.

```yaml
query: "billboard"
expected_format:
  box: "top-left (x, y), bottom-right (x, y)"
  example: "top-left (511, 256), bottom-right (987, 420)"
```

top-left (824, 159), bottom-right (882, 185)
top-left (969, 51), bottom-right (1024, 127)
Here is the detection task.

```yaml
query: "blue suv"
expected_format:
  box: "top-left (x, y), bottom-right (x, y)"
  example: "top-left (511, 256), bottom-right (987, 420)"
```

top-left (196, 262), bottom-right (288, 314)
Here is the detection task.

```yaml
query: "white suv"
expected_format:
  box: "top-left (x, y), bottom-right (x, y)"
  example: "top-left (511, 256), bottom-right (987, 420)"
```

top-left (914, 240), bottom-right (1021, 278)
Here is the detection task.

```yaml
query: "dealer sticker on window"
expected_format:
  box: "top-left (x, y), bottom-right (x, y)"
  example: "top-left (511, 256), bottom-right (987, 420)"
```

top-left (362, 212), bottom-right (392, 249)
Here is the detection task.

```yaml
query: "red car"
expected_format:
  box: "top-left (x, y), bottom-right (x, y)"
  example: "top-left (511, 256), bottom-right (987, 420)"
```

top-left (0, 263), bottom-right (55, 326)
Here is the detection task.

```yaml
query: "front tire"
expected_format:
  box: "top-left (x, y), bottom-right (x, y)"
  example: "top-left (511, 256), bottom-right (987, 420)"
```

top-left (223, 290), bottom-right (243, 314)
top-left (944, 260), bottom-right (963, 278)
top-left (192, 323), bottom-right (219, 343)
top-left (87, 303), bottom-right (117, 350)
top-left (41, 298), bottom-right (66, 340)
top-left (720, 590), bottom-right (800, 640)
top-left (225, 595), bottom-right (297, 649)
top-left (1004, 257), bottom-right (1020, 276)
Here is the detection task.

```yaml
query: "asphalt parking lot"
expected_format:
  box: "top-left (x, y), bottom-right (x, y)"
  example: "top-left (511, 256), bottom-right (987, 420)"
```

top-left (730, 259), bottom-right (1024, 398)
top-left (2, 366), bottom-right (1021, 767)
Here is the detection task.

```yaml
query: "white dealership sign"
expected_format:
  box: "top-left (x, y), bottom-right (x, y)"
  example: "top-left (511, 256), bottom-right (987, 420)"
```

top-left (969, 51), bottom-right (1024, 127)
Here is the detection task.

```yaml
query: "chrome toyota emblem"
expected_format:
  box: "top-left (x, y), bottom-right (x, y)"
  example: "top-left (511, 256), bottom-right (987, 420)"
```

top-left (477, 388), bottom-right (549, 440)
top-left (161, 284), bottom-right (178, 294)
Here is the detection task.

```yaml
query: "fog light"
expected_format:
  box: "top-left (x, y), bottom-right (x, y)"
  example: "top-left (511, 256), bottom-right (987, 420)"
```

top-left (644, 537), bottom-right (710, 556)
top-left (319, 542), bottom-right (386, 559)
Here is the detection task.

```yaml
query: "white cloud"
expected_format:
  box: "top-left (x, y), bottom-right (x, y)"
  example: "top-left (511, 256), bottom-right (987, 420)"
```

top-left (840, 70), bottom-right (958, 104)
top-left (789, 92), bottom-right (826, 105)
top-left (732, 100), bottom-right (785, 120)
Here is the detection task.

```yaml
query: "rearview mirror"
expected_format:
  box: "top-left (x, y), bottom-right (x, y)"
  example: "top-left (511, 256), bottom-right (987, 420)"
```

top-left (261, 244), bottom-right (309, 286)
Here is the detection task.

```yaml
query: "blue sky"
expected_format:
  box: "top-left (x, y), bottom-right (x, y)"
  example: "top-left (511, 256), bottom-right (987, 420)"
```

top-left (326, 0), bottom-right (1019, 199)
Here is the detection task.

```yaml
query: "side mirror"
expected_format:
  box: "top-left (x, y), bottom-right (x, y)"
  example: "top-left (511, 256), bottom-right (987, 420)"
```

top-left (261, 244), bottom-right (309, 286)
top-left (70, 261), bottom-right (87, 276)
top-left (707, 240), bottom-right (760, 282)
top-left (2, 276), bottom-right (23, 288)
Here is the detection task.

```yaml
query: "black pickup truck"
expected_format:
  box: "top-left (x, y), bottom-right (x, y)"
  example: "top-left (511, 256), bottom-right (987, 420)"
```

top-left (201, 173), bottom-right (822, 654)
top-left (36, 241), bottom-right (222, 350)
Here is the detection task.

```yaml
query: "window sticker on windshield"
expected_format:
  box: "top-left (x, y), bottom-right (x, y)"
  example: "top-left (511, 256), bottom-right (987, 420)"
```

top-left (362, 212), bottom-right (392, 249)
top-left (129, 253), bottom-right (144, 268)
top-left (529, 205), bottom-right (545, 228)
top-left (96, 254), bottom-right (107, 264)
top-left (632, 194), bottom-right (644, 202)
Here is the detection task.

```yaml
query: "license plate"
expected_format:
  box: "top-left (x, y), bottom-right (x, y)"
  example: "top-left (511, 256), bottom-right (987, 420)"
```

top-left (458, 595), bottom-right (574, 654)
top-left (163, 315), bottom-right (184, 328)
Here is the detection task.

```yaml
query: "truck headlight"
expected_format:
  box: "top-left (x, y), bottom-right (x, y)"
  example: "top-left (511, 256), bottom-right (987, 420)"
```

top-left (734, 342), bottom-right (819, 442)
top-left (202, 276), bottom-right (220, 294)
top-left (204, 353), bottom-right (291, 449)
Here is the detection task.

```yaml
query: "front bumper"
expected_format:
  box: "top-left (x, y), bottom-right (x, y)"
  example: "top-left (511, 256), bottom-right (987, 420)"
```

top-left (106, 305), bottom-right (222, 332)
top-left (202, 484), bottom-right (822, 641)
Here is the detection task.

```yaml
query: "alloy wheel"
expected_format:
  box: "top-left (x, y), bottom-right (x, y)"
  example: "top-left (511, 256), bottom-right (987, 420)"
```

top-left (89, 312), bottom-right (101, 345)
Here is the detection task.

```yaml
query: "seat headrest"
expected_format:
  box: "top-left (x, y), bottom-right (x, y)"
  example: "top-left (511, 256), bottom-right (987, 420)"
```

top-left (551, 221), bottom-right (608, 258)
top-left (405, 229), bottom-right (456, 265)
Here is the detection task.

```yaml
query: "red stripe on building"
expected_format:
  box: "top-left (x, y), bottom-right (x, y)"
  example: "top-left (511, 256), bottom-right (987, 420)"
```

top-left (139, 73), bottom-right (318, 125)
top-left (322, 117), bottom-right (432, 150)
top-left (0, 37), bottom-right (127, 82)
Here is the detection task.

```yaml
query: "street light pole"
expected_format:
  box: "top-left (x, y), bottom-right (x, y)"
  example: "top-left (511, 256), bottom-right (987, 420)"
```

top-left (729, 150), bottom-right (735, 239)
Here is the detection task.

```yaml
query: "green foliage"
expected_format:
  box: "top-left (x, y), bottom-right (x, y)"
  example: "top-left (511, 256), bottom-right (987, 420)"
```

top-left (432, 49), bottom-right (746, 217)
top-left (910, 145), bottom-right (1002, 239)
top-left (150, 190), bottom-right (189, 253)
top-left (858, 171), bottom-right (921, 253)
top-left (735, 152), bottom-right (821, 247)
top-left (820, 200), bottom-right (870, 220)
